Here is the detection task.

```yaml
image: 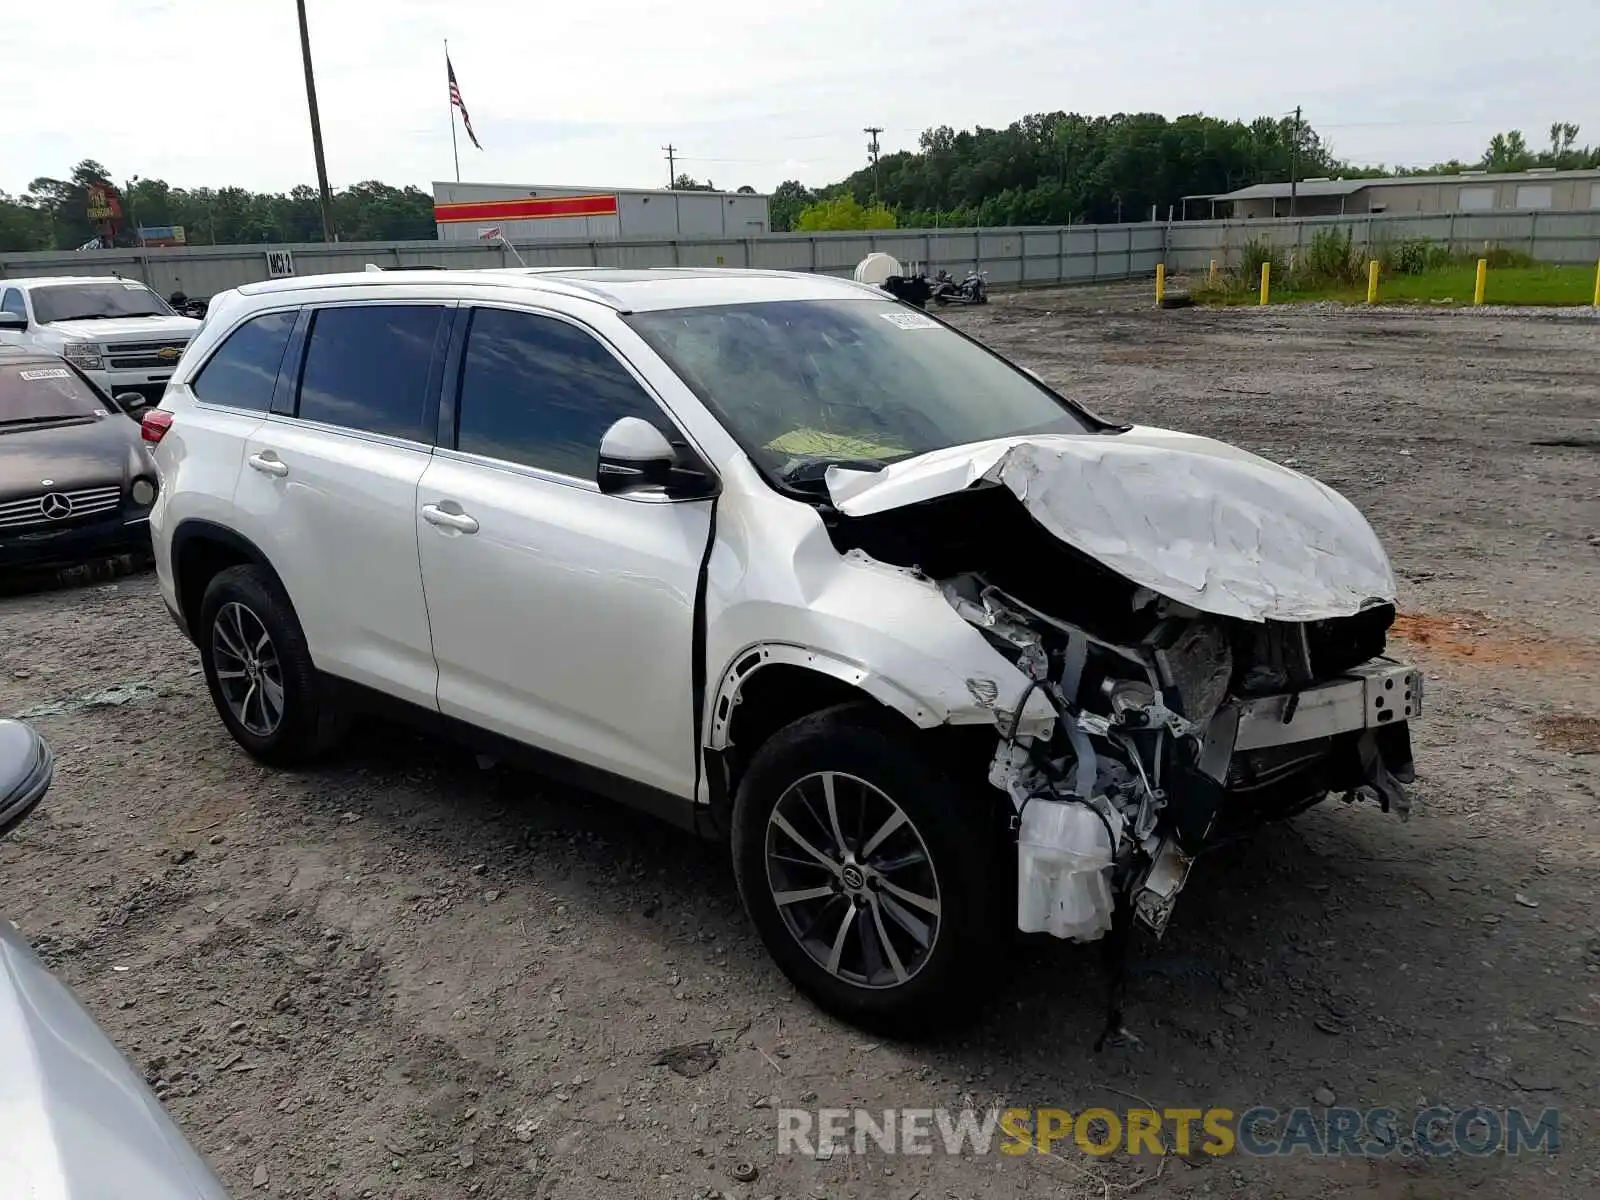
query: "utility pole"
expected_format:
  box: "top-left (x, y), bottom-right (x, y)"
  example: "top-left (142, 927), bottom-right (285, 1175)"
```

top-left (1288, 104), bottom-right (1301, 219)
top-left (296, 0), bottom-right (336, 242)
top-left (662, 145), bottom-right (678, 188)
top-left (863, 126), bottom-right (884, 206)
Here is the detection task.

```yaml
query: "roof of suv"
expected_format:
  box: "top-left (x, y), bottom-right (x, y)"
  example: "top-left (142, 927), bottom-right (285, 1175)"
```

top-left (235, 267), bottom-right (884, 313)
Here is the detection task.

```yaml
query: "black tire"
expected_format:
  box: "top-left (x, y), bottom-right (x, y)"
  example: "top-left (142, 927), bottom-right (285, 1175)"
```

top-left (197, 564), bottom-right (344, 766)
top-left (731, 704), bottom-right (1001, 1035)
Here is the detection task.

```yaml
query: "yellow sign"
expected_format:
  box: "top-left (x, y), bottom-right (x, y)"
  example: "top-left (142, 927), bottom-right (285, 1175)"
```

top-left (86, 184), bottom-right (116, 222)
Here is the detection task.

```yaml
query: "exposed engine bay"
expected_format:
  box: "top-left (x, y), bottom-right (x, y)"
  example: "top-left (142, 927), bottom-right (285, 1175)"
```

top-left (828, 465), bottom-right (1420, 949)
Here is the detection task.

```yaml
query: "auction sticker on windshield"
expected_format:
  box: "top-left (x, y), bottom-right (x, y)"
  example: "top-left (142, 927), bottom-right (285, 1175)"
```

top-left (879, 311), bottom-right (939, 330)
top-left (18, 369), bottom-right (71, 381)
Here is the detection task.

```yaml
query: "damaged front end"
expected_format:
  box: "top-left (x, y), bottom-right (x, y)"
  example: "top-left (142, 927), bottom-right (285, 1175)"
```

top-left (824, 432), bottom-right (1422, 948)
top-left (945, 574), bottom-right (1418, 944)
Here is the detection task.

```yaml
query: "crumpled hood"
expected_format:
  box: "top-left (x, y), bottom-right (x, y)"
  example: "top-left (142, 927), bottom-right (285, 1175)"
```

top-left (825, 427), bottom-right (1397, 623)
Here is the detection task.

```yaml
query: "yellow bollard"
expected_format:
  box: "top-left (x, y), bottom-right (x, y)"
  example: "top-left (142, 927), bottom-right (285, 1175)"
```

top-left (1208, 258), bottom-right (1218, 284)
top-left (1259, 261), bottom-right (1271, 306)
top-left (1593, 257), bottom-right (1600, 308)
top-left (1474, 258), bottom-right (1488, 306)
top-left (1155, 263), bottom-right (1166, 306)
top-left (1367, 260), bottom-right (1380, 304)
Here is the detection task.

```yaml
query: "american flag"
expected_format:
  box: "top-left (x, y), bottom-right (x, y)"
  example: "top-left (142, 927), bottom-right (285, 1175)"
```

top-left (447, 55), bottom-right (481, 150)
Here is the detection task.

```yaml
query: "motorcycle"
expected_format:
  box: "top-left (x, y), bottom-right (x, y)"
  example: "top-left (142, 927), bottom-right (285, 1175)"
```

top-left (931, 268), bottom-right (989, 306)
top-left (166, 292), bottom-right (209, 321)
top-left (0, 719), bottom-right (230, 1198)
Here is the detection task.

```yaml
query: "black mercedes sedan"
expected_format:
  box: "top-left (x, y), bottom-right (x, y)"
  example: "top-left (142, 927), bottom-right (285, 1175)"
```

top-left (0, 347), bottom-right (160, 571)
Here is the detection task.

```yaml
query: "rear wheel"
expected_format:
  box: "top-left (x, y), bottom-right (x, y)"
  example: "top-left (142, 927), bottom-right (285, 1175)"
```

top-left (731, 705), bottom-right (1000, 1034)
top-left (197, 565), bottom-right (344, 765)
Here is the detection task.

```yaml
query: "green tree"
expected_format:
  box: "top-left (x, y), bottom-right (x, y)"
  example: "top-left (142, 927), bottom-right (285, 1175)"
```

top-left (768, 180), bottom-right (815, 232)
top-left (795, 194), bottom-right (897, 231)
top-left (0, 191), bottom-right (52, 250)
top-left (1483, 130), bottom-right (1533, 173)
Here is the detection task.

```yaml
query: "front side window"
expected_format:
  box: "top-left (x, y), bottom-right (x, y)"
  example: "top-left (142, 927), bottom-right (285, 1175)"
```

top-left (455, 307), bottom-right (667, 480)
top-left (191, 310), bottom-right (297, 411)
top-left (1, 289), bottom-right (26, 319)
top-left (296, 305), bottom-right (445, 441)
top-left (0, 362), bottom-right (111, 425)
top-left (29, 281), bottom-right (173, 323)
top-left (625, 299), bottom-right (1094, 486)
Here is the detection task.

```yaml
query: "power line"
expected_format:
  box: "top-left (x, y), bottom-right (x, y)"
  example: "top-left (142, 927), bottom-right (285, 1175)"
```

top-left (662, 144), bottom-right (677, 187)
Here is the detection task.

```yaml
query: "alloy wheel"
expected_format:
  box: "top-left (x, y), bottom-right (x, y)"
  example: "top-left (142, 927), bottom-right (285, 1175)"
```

top-left (211, 601), bottom-right (285, 737)
top-left (764, 770), bottom-right (942, 990)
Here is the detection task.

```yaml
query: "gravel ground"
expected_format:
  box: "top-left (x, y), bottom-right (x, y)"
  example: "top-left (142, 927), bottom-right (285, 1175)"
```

top-left (2, 285), bottom-right (1598, 1199)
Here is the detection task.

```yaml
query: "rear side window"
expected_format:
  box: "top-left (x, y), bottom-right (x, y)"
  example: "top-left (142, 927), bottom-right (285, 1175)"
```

top-left (455, 307), bottom-right (665, 480)
top-left (191, 310), bottom-right (296, 411)
top-left (296, 305), bottom-right (444, 441)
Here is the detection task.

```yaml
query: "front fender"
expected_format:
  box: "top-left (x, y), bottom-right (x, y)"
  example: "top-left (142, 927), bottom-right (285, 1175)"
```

top-left (703, 550), bottom-right (1057, 751)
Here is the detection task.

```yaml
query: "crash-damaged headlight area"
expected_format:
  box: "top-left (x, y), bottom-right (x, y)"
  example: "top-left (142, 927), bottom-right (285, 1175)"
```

top-left (944, 573), bottom-right (1417, 943)
top-left (826, 436), bottom-right (1421, 950)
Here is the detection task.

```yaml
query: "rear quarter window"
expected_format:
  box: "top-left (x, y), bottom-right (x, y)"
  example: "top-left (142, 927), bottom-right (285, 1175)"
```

top-left (191, 310), bottom-right (297, 411)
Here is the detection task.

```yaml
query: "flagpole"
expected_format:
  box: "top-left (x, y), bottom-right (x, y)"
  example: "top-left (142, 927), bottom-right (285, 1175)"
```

top-left (446, 39), bottom-right (460, 183)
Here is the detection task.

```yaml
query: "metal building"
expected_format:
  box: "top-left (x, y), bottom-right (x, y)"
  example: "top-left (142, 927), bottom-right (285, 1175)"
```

top-left (432, 181), bottom-right (771, 242)
top-left (1210, 168), bottom-right (1600, 220)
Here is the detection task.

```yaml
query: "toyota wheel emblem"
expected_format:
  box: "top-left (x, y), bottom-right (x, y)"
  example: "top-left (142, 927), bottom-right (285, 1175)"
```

top-left (40, 493), bottom-right (73, 520)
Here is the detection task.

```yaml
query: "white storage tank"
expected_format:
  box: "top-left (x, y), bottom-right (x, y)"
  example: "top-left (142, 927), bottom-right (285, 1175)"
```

top-left (433, 181), bottom-right (770, 243)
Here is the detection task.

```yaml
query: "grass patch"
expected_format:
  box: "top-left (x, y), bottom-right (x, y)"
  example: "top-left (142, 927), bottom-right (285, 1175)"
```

top-left (1194, 263), bottom-right (1597, 308)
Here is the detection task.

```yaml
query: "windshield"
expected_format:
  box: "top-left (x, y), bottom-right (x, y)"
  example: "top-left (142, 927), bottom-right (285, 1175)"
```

top-left (625, 299), bottom-right (1096, 485)
top-left (31, 281), bottom-right (173, 324)
top-left (0, 363), bottom-right (110, 426)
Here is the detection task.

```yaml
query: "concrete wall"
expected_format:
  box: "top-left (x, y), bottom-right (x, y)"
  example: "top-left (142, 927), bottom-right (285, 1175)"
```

top-left (3, 209), bottom-right (1597, 299)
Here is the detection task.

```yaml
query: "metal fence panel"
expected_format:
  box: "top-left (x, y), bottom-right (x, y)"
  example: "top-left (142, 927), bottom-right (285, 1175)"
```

top-left (8, 209), bottom-right (1600, 294)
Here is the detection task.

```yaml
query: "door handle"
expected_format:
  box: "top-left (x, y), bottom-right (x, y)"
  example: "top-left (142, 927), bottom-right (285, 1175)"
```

top-left (247, 452), bottom-right (288, 478)
top-left (421, 503), bottom-right (480, 535)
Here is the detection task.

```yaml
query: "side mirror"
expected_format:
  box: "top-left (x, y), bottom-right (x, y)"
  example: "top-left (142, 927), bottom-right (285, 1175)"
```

top-left (597, 416), bottom-right (716, 499)
top-left (0, 719), bottom-right (53, 841)
top-left (114, 392), bottom-right (149, 416)
top-left (0, 312), bottom-right (27, 331)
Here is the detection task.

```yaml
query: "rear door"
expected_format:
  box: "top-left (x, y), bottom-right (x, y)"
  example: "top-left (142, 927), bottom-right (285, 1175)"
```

top-left (231, 301), bottom-right (452, 709)
top-left (152, 308), bottom-right (295, 596)
top-left (416, 304), bottom-right (714, 800)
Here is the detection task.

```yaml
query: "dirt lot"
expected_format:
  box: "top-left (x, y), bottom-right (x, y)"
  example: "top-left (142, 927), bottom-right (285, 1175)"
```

top-left (2, 286), bottom-right (1598, 1199)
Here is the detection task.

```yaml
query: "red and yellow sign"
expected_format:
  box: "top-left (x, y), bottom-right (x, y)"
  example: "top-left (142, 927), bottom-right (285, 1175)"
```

top-left (434, 193), bottom-right (619, 224)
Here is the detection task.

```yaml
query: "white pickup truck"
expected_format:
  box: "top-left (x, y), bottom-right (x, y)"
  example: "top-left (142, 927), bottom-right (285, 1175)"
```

top-left (0, 276), bottom-right (201, 408)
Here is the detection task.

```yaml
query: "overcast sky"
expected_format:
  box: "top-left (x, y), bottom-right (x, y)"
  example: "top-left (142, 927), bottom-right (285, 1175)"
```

top-left (4, 0), bottom-right (1596, 196)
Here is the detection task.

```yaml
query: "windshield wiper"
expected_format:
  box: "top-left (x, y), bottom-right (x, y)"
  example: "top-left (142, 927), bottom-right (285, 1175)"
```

top-left (0, 414), bottom-right (92, 428)
top-left (50, 312), bottom-right (116, 321)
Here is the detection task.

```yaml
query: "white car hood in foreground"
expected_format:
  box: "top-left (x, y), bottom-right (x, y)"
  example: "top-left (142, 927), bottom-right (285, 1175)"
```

top-left (825, 427), bottom-right (1397, 623)
top-left (44, 315), bottom-right (200, 342)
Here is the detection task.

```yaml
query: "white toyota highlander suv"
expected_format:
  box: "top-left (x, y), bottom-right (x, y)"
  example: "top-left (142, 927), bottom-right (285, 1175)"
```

top-left (146, 268), bottom-right (1420, 1031)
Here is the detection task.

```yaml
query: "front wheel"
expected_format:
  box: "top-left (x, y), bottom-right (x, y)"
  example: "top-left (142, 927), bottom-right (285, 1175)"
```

top-left (731, 705), bottom-right (1001, 1034)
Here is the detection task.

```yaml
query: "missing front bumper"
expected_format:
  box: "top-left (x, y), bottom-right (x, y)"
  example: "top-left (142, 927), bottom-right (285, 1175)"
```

top-left (1233, 659), bottom-right (1421, 751)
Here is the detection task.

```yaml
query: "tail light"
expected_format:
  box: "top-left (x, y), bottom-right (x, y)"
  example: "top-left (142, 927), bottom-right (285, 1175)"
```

top-left (141, 409), bottom-right (174, 444)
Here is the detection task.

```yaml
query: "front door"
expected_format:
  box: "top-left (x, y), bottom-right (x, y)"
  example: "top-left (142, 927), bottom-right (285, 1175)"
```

top-left (416, 305), bottom-right (713, 800)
